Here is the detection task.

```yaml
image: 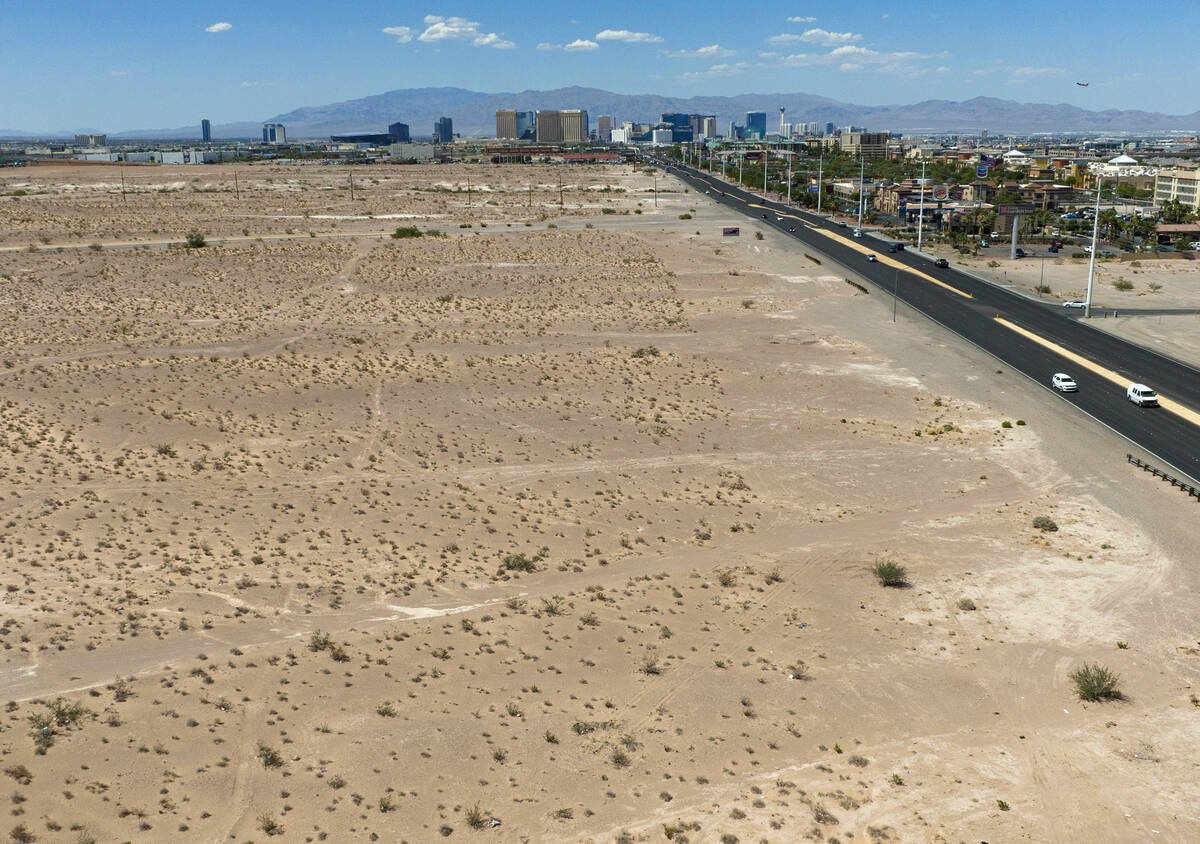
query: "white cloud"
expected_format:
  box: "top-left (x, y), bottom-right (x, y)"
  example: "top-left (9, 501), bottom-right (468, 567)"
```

top-left (767, 33), bottom-right (803, 43)
top-left (777, 45), bottom-right (927, 73)
top-left (109, 70), bottom-right (128, 77)
top-left (418, 15), bottom-right (513, 48)
top-left (205, 22), bottom-right (232, 33)
top-left (536, 42), bottom-right (561, 50)
top-left (667, 44), bottom-right (736, 59)
top-left (972, 64), bottom-right (1064, 79)
top-left (799, 28), bottom-right (861, 45)
top-left (595, 29), bottom-right (663, 43)
top-left (678, 62), bottom-right (749, 82)
top-left (241, 80), bottom-right (280, 88)
top-left (382, 26), bottom-right (414, 43)
top-left (564, 38), bottom-right (599, 51)
top-left (786, 16), bottom-right (816, 23)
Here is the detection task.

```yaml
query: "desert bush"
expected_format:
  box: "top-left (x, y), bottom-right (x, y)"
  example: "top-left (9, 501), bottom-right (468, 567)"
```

top-left (308, 630), bottom-right (332, 652)
top-left (987, 259), bottom-right (1000, 268)
top-left (754, 231), bottom-right (764, 240)
top-left (871, 558), bottom-right (908, 587)
top-left (1001, 420), bottom-right (1012, 428)
top-left (4, 765), bottom-right (32, 785)
top-left (1032, 515), bottom-right (1058, 532)
top-left (957, 598), bottom-right (977, 611)
top-left (464, 805), bottom-right (487, 829)
top-left (716, 569), bottom-right (736, 587)
top-left (502, 553), bottom-right (537, 572)
top-left (678, 213), bottom-right (692, 220)
top-left (184, 231), bottom-right (207, 248)
top-left (391, 226), bottom-right (423, 239)
top-left (257, 742), bottom-right (284, 768)
top-left (1112, 278), bottom-right (1133, 290)
top-left (1069, 663), bottom-right (1122, 701)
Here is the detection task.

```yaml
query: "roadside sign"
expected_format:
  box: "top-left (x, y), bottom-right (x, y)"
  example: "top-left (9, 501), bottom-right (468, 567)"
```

top-left (807, 185), bottom-right (819, 192)
top-left (932, 185), bottom-right (949, 201)
top-left (976, 165), bottom-right (989, 178)
top-left (997, 203), bottom-right (1036, 215)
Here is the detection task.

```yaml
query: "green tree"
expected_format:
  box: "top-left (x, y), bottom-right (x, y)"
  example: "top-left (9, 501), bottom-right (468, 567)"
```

top-left (1160, 199), bottom-right (1195, 224)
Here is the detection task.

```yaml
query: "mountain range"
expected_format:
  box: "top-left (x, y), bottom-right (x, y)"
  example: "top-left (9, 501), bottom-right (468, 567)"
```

top-left (6, 87), bottom-right (1200, 140)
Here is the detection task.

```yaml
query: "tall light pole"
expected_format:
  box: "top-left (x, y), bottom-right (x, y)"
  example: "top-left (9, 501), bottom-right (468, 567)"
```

top-left (762, 145), bottom-right (769, 201)
top-left (816, 151), bottom-right (824, 214)
top-left (738, 153), bottom-right (743, 188)
top-left (1084, 174), bottom-right (1102, 318)
top-left (786, 153), bottom-right (793, 205)
top-left (916, 159), bottom-right (927, 252)
top-left (856, 156), bottom-right (865, 232)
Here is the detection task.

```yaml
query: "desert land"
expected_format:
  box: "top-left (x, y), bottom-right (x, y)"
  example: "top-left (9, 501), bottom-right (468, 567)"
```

top-left (1, 161), bottom-right (1199, 843)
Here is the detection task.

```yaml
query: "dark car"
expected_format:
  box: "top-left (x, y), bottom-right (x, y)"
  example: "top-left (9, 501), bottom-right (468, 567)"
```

top-left (1015, 248), bottom-right (1026, 258)
top-left (762, 213), bottom-right (769, 219)
top-left (887, 244), bottom-right (897, 253)
top-left (1048, 245), bottom-right (1059, 253)
top-left (895, 243), bottom-right (905, 251)
top-left (787, 226), bottom-right (796, 232)
top-left (934, 258), bottom-right (949, 268)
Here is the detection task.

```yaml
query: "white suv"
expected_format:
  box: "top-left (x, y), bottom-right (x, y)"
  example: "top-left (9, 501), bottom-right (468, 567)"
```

top-left (1051, 373), bottom-right (1077, 392)
top-left (1126, 383), bottom-right (1158, 407)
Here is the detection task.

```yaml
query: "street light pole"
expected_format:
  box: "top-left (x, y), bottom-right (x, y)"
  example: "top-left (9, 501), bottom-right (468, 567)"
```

top-left (857, 156), bottom-right (865, 231)
top-left (816, 151), bottom-right (823, 214)
top-left (762, 146), bottom-right (769, 201)
top-left (739, 154), bottom-right (743, 188)
top-left (916, 159), bottom-right (927, 252)
top-left (786, 154), bottom-right (792, 205)
top-left (1084, 175), bottom-right (1102, 318)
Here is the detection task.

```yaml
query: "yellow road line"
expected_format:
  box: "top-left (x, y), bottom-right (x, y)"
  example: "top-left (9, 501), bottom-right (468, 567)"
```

top-left (994, 316), bottom-right (1200, 427)
top-left (796, 222), bottom-right (973, 299)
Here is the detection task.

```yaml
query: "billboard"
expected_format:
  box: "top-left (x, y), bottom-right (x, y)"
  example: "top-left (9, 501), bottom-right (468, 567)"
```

top-left (997, 203), bottom-right (1036, 216)
top-left (932, 185), bottom-right (949, 201)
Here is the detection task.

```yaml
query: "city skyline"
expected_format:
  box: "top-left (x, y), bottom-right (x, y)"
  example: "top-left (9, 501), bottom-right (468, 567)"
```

top-left (3, 0), bottom-right (1197, 133)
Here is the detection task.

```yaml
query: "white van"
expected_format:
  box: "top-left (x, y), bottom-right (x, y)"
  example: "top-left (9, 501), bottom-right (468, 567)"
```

top-left (1126, 384), bottom-right (1158, 407)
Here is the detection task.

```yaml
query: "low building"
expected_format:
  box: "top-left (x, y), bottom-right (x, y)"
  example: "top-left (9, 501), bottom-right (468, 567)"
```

top-left (74, 133), bottom-right (106, 145)
top-left (388, 142), bottom-right (439, 161)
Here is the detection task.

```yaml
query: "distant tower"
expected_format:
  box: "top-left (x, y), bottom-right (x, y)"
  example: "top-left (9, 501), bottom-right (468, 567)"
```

top-left (779, 107), bottom-right (786, 136)
top-left (201, 118), bottom-right (211, 143)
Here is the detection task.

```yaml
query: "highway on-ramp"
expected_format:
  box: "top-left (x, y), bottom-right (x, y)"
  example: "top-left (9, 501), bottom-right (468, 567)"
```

top-left (651, 157), bottom-right (1200, 485)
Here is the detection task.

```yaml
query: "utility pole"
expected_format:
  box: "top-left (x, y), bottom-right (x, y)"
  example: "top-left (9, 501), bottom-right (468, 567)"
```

top-left (467, 173), bottom-right (471, 207)
top-left (762, 146), bottom-right (768, 201)
top-left (786, 154), bottom-right (792, 205)
top-left (856, 156), bottom-right (865, 232)
top-left (120, 168), bottom-right (126, 202)
top-left (528, 183), bottom-right (532, 207)
top-left (653, 173), bottom-right (657, 207)
top-left (559, 172), bottom-right (563, 208)
top-left (738, 154), bottom-right (743, 188)
top-left (349, 170), bottom-right (355, 201)
top-left (234, 169), bottom-right (240, 200)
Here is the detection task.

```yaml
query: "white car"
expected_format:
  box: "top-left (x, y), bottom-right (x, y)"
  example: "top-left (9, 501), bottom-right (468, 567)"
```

top-left (1063, 300), bottom-right (1086, 309)
top-left (852, 228), bottom-right (863, 238)
top-left (1127, 383), bottom-right (1158, 407)
top-left (1051, 373), bottom-right (1077, 392)
top-left (866, 253), bottom-right (877, 262)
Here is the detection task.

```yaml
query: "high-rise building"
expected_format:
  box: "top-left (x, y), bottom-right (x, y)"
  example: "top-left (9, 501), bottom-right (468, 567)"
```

top-left (839, 131), bottom-right (891, 160)
top-left (262, 124), bottom-right (286, 144)
top-left (201, 119), bottom-right (211, 143)
top-left (515, 111), bottom-right (535, 140)
top-left (825, 122), bottom-right (836, 136)
top-left (661, 113), bottom-right (690, 129)
top-left (389, 122), bottom-right (410, 143)
top-left (433, 117), bottom-right (453, 144)
top-left (560, 109), bottom-right (588, 143)
top-left (536, 110), bottom-right (562, 143)
top-left (700, 116), bottom-right (717, 140)
top-left (496, 109), bottom-right (517, 139)
top-left (745, 112), bottom-right (767, 139)
top-left (598, 115), bottom-right (612, 142)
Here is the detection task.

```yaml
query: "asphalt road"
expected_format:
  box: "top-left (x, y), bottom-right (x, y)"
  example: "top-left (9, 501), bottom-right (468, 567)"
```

top-left (652, 157), bottom-right (1200, 484)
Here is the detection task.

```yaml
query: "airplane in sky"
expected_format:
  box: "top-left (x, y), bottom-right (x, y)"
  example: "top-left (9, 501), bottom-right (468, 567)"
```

top-left (1076, 81), bottom-right (1089, 87)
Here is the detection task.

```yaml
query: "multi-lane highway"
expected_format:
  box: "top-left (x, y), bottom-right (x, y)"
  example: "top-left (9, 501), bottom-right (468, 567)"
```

top-left (650, 156), bottom-right (1200, 483)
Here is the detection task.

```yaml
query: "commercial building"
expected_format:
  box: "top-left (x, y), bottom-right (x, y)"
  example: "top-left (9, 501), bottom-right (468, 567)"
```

top-left (700, 116), bottom-right (717, 140)
top-left (610, 127), bottom-right (628, 144)
top-left (651, 129), bottom-right (674, 145)
top-left (388, 142), bottom-right (439, 162)
top-left (433, 116), bottom-right (453, 144)
top-left (496, 110), bottom-right (517, 139)
top-left (745, 112), bottom-right (767, 139)
top-left (1154, 167), bottom-right (1200, 211)
top-left (597, 115), bottom-right (612, 142)
top-left (559, 109), bottom-right (588, 143)
top-left (388, 122), bottom-right (410, 143)
top-left (262, 124), bottom-right (286, 144)
top-left (536, 111), bottom-right (562, 143)
top-left (74, 133), bottom-right (106, 145)
top-left (201, 119), bottom-right (211, 143)
top-left (839, 131), bottom-right (891, 160)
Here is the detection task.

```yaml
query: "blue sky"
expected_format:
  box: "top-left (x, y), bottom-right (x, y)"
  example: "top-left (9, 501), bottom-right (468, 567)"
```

top-left (3, 0), bottom-right (1195, 132)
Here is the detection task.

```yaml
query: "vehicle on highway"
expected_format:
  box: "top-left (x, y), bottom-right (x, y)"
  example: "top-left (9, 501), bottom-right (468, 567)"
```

top-left (1099, 249), bottom-right (1115, 258)
top-left (853, 228), bottom-right (863, 238)
top-left (895, 243), bottom-right (904, 251)
top-left (1048, 245), bottom-right (1059, 253)
top-left (979, 240), bottom-right (990, 248)
top-left (887, 244), bottom-right (897, 253)
top-left (1015, 248), bottom-right (1026, 258)
top-left (776, 216), bottom-right (784, 221)
top-left (1127, 383), bottom-right (1158, 407)
top-left (761, 213), bottom-right (769, 219)
top-left (1051, 373), bottom-right (1078, 392)
top-left (866, 253), bottom-right (877, 262)
top-left (933, 258), bottom-right (949, 268)
top-left (837, 221), bottom-right (848, 228)
top-left (787, 226), bottom-right (796, 233)
top-left (1063, 300), bottom-right (1086, 308)
top-left (1082, 245), bottom-right (1092, 253)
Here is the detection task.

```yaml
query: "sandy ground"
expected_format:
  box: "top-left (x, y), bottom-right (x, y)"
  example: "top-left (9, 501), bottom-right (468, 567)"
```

top-left (1, 162), bottom-right (1199, 843)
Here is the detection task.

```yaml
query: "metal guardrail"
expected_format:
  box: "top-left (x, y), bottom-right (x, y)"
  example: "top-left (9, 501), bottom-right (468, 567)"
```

top-left (1127, 454), bottom-right (1200, 500)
